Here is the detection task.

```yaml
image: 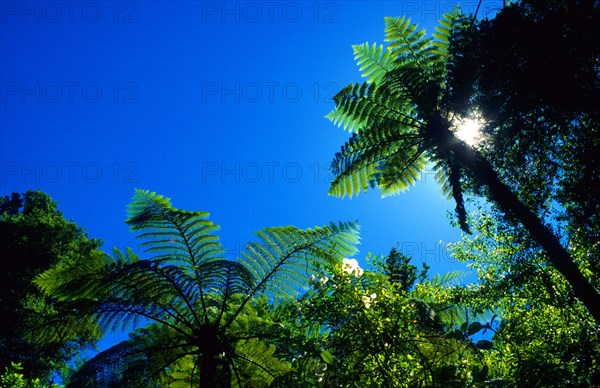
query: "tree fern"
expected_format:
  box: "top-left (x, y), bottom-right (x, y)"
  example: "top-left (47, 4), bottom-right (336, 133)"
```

top-left (35, 190), bottom-right (360, 386)
top-left (326, 8), bottom-right (477, 232)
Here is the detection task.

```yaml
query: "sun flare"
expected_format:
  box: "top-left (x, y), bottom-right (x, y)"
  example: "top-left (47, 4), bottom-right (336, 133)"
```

top-left (453, 115), bottom-right (485, 146)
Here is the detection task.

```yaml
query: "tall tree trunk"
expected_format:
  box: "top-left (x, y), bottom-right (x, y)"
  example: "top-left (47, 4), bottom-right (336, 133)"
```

top-left (429, 114), bottom-right (600, 323)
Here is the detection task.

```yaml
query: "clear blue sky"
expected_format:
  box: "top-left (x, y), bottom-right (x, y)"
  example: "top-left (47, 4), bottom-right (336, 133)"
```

top-left (1, 0), bottom-right (502, 350)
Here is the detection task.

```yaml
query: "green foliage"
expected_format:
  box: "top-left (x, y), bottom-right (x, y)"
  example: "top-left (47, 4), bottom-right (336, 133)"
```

top-left (449, 211), bottom-right (600, 385)
top-left (0, 191), bottom-right (102, 383)
top-left (0, 362), bottom-right (62, 388)
top-left (35, 189), bottom-right (359, 387)
top-left (272, 255), bottom-right (491, 387)
top-left (353, 42), bottom-right (394, 84)
top-left (1, 362), bottom-right (28, 388)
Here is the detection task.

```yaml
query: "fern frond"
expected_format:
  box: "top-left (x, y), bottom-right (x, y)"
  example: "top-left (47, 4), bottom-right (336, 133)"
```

top-left (381, 64), bottom-right (441, 116)
top-left (326, 82), bottom-right (421, 133)
top-left (35, 190), bottom-right (364, 386)
top-left (328, 161), bottom-right (379, 198)
top-left (433, 162), bottom-right (453, 201)
top-left (353, 42), bottom-right (395, 83)
top-left (384, 16), bottom-right (444, 87)
top-left (231, 338), bottom-right (291, 387)
top-left (126, 189), bottom-right (224, 267)
top-left (379, 149), bottom-right (429, 196)
top-left (166, 355), bottom-right (197, 387)
top-left (329, 117), bottom-right (427, 198)
top-left (69, 324), bottom-right (194, 387)
top-left (384, 16), bottom-right (429, 63)
top-left (382, 13), bottom-right (469, 109)
top-left (326, 82), bottom-right (378, 133)
top-left (22, 295), bottom-right (101, 347)
top-left (327, 12), bottom-right (476, 206)
top-left (431, 7), bottom-right (468, 91)
top-left (432, 7), bottom-right (465, 60)
top-left (411, 270), bottom-right (463, 300)
top-left (239, 222), bottom-right (359, 300)
top-left (34, 249), bottom-right (127, 302)
top-left (428, 270), bottom-right (464, 287)
top-left (38, 246), bottom-right (248, 336)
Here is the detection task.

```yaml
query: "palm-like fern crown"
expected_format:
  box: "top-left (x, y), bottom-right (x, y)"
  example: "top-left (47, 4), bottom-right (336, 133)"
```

top-left (35, 189), bottom-right (359, 386)
top-left (326, 9), bottom-right (469, 202)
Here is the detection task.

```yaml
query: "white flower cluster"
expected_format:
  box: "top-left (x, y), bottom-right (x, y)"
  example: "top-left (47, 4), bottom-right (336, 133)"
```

top-left (362, 292), bottom-right (377, 309)
top-left (308, 274), bottom-right (329, 289)
top-left (341, 258), bottom-right (364, 277)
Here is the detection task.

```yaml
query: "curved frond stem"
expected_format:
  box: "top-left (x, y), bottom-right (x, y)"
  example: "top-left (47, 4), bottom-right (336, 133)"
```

top-left (232, 352), bottom-right (278, 379)
top-left (331, 135), bottom-right (427, 197)
top-left (224, 246), bottom-right (305, 330)
top-left (379, 143), bottom-right (429, 194)
top-left (107, 351), bottom-right (195, 386)
top-left (225, 223), bottom-right (358, 330)
top-left (150, 264), bottom-right (205, 331)
top-left (333, 85), bottom-right (426, 132)
top-left (149, 350), bottom-right (199, 383)
top-left (190, 361), bottom-right (199, 388)
top-left (215, 263), bottom-right (236, 328)
top-left (98, 305), bottom-right (195, 342)
top-left (365, 96), bottom-right (425, 129)
top-left (227, 352), bottom-right (243, 388)
top-left (228, 333), bottom-right (278, 341)
top-left (168, 216), bottom-right (211, 325)
top-left (104, 264), bottom-right (199, 335)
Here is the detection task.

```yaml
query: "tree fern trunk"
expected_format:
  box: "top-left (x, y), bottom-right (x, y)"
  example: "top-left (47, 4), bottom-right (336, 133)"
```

top-left (429, 114), bottom-right (600, 323)
top-left (199, 352), bottom-right (231, 388)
